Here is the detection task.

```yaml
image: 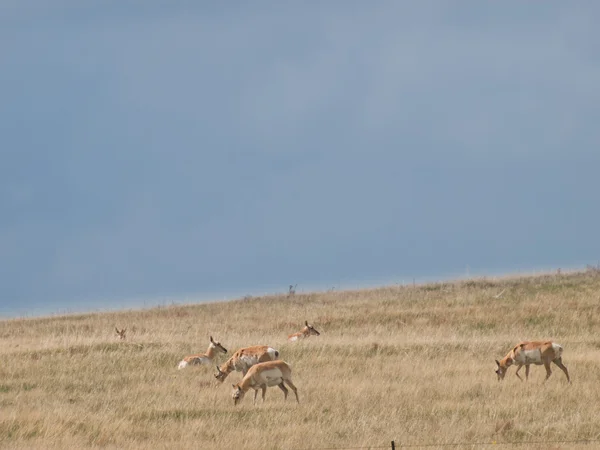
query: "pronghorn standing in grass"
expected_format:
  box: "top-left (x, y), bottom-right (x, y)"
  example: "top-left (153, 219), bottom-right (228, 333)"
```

top-left (215, 345), bottom-right (280, 382)
top-left (495, 341), bottom-right (571, 383)
top-left (115, 327), bottom-right (126, 340)
top-left (287, 320), bottom-right (320, 342)
top-left (231, 360), bottom-right (299, 405)
top-left (177, 336), bottom-right (227, 370)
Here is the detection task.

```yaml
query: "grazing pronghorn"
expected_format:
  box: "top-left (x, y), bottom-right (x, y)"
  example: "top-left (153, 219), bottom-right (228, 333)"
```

top-left (287, 320), bottom-right (320, 342)
top-left (495, 341), bottom-right (571, 383)
top-left (177, 336), bottom-right (227, 370)
top-left (115, 327), bottom-right (126, 340)
top-left (215, 345), bottom-right (280, 382)
top-left (231, 360), bottom-right (299, 405)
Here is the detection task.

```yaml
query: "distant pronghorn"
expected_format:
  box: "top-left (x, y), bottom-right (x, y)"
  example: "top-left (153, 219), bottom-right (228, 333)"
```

top-left (231, 360), bottom-right (299, 405)
top-left (495, 341), bottom-right (570, 383)
top-left (215, 345), bottom-right (280, 383)
top-left (177, 336), bottom-right (227, 370)
top-left (115, 327), bottom-right (126, 340)
top-left (288, 320), bottom-right (320, 342)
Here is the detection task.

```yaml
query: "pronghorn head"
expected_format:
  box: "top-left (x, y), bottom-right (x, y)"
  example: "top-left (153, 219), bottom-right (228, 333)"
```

top-left (215, 365), bottom-right (227, 383)
top-left (115, 327), bottom-right (126, 340)
top-left (495, 358), bottom-right (513, 381)
top-left (231, 384), bottom-right (245, 405)
top-left (209, 336), bottom-right (228, 354)
top-left (304, 321), bottom-right (320, 337)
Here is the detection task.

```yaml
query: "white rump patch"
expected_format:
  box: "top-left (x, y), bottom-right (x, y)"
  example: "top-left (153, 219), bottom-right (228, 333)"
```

top-left (177, 360), bottom-right (188, 370)
top-left (289, 336), bottom-right (298, 342)
top-left (552, 343), bottom-right (563, 358)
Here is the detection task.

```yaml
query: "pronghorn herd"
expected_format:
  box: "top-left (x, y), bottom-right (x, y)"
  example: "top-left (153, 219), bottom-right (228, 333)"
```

top-left (175, 321), bottom-right (321, 405)
top-left (116, 317), bottom-right (571, 406)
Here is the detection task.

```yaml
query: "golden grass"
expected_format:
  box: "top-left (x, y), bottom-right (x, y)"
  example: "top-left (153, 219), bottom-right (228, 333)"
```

top-left (2, 270), bottom-right (600, 449)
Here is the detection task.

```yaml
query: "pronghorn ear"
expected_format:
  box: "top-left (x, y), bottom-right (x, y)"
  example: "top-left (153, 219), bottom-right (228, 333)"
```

top-left (305, 320), bottom-right (309, 326)
top-left (232, 384), bottom-right (236, 389)
top-left (210, 336), bottom-right (214, 342)
top-left (495, 360), bottom-right (500, 366)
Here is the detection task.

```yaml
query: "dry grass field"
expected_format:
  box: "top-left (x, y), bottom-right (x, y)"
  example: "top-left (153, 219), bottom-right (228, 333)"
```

top-left (2, 270), bottom-right (600, 449)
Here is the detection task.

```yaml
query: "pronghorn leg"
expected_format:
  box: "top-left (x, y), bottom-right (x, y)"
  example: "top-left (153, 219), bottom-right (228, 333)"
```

top-left (515, 365), bottom-right (524, 381)
top-left (278, 382), bottom-right (289, 401)
top-left (553, 357), bottom-right (571, 384)
top-left (253, 388), bottom-right (259, 404)
top-left (525, 365), bottom-right (530, 381)
top-left (261, 385), bottom-right (267, 403)
top-left (543, 360), bottom-right (553, 382)
top-left (284, 379), bottom-right (300, 404)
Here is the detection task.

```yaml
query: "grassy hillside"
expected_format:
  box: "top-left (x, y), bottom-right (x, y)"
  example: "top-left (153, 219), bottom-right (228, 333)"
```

top-left (2, 270), bottom-right (600, 449)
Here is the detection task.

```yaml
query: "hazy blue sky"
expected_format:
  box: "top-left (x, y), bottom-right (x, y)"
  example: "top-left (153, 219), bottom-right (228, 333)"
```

top-left (2, 2), bottom-right (599, 317)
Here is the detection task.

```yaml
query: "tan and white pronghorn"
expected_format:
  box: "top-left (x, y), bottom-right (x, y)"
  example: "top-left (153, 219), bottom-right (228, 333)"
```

top-left (287, 320), bottom-right (320, 342)
top-left (495, 341), bottom-right (570, 383)
top-left (215, 345), bottom-right (280, 382)
top-left (231, 360), bottom-right (299, 405)
top-left (115, 327), bottom-right (126, 340)
top-left (177, 336), bottom-right (227, 370)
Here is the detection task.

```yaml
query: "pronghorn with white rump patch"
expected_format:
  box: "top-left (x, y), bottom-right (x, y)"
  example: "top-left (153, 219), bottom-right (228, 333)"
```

top-left (287, 320), bottom-right (320, 342)
top-left (177, 336), bottom-right (227, 370)
top-left (231, 360), bottom-right (299, 405)
top-left (215, 345), bottom-right (279, 382)
top-left (495, 341), bottom-right (570, 383)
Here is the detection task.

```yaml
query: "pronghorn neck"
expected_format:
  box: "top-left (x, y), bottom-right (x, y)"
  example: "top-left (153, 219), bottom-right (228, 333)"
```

top-left (205, 343), bottom-right (218, 360)
top-left (236, 374), bottom-right (256, 393)
top-left (219, 357), bottom-right (235, 375)
top-left (498, 344), bottom-right (524, 370)
top-left (500, 354), bottom-right (514, 368)
top-left (301, 326), bottom-right (311, 337)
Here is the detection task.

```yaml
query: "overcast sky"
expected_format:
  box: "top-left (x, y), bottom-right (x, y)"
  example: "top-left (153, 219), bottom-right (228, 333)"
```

top-left (1, 2), bottom-right (599, 317)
